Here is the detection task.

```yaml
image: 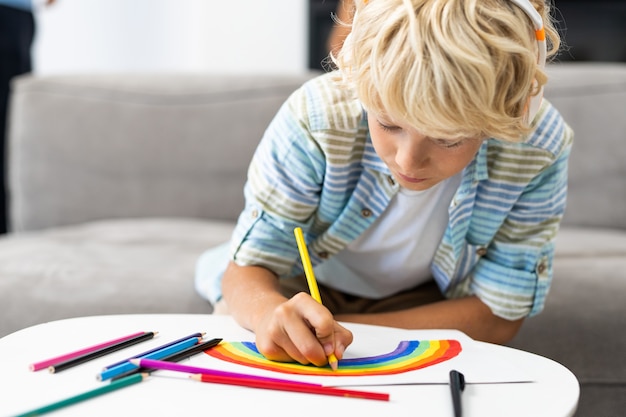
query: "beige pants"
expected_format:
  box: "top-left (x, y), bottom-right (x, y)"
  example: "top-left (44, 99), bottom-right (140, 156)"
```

top-left (213, 276), bottom-right (444, 315)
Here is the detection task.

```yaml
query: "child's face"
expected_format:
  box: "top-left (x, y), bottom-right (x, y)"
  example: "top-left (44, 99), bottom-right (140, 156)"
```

top-left (367, 112), bottom-right (484, 191)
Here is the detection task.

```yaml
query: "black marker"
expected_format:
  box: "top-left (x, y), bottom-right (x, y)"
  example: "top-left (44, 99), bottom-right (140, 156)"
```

top-left (449, 369), bottom-right (465, 417)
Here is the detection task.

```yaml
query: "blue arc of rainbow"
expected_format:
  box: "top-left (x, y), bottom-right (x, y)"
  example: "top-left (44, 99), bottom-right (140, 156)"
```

top-left (206, 340), bottom-right (461, 376)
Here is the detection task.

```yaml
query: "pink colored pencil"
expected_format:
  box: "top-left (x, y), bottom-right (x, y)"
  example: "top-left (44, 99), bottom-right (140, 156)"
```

top-left (29, 331), bottom-right (146, 371)
top-left (131, 358), bottom-right (320, 387)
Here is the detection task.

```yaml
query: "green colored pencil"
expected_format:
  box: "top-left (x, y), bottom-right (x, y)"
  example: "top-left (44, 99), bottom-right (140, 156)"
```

top-left (13, 373), bottom-right (147, 417)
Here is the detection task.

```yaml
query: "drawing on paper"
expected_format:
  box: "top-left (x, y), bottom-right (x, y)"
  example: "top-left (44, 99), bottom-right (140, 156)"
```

top-left (206, 340), bottom-right (461, 376)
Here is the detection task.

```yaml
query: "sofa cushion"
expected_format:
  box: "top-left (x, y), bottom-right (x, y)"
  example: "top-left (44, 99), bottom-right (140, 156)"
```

top-left (555, 226), bottom-right (626, 257)
top-left (0, 218), bottom-right (235, 338)
top-left (510, 226), bottom-right (626, 416)
top-left (8, 73), bottom-right (318, 232)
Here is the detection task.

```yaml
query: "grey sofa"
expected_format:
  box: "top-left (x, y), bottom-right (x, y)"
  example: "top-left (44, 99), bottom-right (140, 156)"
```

top-left (1, 63), bottom-right (625, 416)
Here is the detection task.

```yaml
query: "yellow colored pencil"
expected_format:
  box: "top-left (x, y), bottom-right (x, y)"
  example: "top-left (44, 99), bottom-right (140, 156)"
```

top-left (294, 227), bottom-right (339, 371)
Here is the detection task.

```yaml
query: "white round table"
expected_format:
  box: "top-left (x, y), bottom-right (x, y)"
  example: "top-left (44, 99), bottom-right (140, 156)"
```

top-left (0, 314), bottom-right (579, 417)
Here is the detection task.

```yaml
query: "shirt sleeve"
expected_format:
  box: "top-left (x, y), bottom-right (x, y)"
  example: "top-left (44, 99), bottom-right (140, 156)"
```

top-left (469, 117), bottom-right (574, 320)
top-left (228, 82), bottom-right (327, 277)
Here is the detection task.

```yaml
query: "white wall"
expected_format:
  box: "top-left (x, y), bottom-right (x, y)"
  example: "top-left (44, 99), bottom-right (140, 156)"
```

top-left (32, 0), bottom-right (309, 75)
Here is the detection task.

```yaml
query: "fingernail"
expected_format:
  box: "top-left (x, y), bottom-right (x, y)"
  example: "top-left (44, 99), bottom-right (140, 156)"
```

top-left (335, 343), bottom-right (345, 357)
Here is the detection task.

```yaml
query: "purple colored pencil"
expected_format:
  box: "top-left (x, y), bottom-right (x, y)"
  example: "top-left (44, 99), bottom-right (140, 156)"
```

top-left (131, 358), bottom-right (321, 387)
top-left (29, 331), bottom-right (146, 372)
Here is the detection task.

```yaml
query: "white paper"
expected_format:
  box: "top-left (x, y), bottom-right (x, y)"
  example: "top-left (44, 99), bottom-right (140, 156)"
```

top-left (184, 321), bottom-right (534, 387)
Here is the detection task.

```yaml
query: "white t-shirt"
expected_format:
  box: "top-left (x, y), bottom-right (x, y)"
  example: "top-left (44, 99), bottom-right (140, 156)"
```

top-left (315, 173), bottom-right (461, 298)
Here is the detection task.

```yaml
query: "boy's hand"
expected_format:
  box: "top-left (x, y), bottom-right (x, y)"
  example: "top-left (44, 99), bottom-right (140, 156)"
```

top-left (254, 292), bottom-right (353, 367)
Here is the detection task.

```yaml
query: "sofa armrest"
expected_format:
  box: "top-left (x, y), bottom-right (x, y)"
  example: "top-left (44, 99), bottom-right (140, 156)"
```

top-left (7, 73), bottom-right (317, 232)
top-left (544, 63), bottom-right (626, 230)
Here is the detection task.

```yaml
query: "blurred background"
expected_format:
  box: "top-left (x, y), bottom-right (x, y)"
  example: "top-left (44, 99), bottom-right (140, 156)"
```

top-left (31, 0), bottom-right (626, 76)
top-left (1, 0), bottom-right (625, 234)
top-left (32, 0), bottom-right (308, 75)
top-left (308, 0), bottom-right (626, 70)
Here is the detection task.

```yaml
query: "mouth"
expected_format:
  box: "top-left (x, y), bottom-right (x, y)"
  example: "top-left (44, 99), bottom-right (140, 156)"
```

top-left (397, 172), bottom-right (428, 183)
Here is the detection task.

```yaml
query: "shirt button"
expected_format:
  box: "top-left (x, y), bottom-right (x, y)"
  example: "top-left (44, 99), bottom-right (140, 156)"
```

top-left (318, 251), bottom-right (329, 259)
top-left (361, 208), bottom-right (372, 218)
top-left (537, 262), bottom-right (547, 274)
top-left (476, 247), bottom-right (487, 256)
top-left (251, 209), bottom-right (259, 218)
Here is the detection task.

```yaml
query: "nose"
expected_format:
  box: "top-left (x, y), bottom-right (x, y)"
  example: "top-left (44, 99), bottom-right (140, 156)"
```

top-left (395, 132), bottom-right (429, 173)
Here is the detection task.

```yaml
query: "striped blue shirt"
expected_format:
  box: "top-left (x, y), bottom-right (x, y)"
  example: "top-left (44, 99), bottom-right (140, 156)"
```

top-left (221, 71), bottom-right (573, 320)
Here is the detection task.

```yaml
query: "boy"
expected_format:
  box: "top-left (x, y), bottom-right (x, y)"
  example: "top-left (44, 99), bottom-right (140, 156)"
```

top-left (195, 0), bottom-right (572, 368)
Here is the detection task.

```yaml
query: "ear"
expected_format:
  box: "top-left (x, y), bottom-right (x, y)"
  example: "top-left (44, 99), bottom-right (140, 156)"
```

top-left (525, 81), bottom-right (544, 124)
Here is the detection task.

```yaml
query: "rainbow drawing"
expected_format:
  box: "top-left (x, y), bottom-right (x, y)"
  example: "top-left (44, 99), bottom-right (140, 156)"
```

top-left (205, 340), bottom-right (461, 377)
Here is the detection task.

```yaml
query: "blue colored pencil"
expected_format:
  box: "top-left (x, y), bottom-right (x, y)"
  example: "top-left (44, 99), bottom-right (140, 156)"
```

top-left (109, 337), bottom-right (222, 381)
top-left (97, 337), bottom-right (201, 381)
top-left (102, 332), bottom-right (205, 369)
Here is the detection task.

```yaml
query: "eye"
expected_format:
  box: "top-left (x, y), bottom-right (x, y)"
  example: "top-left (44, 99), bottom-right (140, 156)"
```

top-left (377, 121), bottom-right (402, 132)
top-left (434, 138), bottom-right (464, 148)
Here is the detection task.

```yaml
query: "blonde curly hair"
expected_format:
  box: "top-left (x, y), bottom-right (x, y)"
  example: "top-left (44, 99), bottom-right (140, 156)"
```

top-left (333, 0), bottom-right (561, 142)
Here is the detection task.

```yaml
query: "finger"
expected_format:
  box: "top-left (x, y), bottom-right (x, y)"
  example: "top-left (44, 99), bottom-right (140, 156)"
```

top-left (285, 293), bottom-right (346, 367)
top-left (285, 319), bottom-right (331, 367)
top-left (331, 322), bottom-right (354, 360)
top-left (256, 293), bottom-right (344, 367)
top-left (255, 311), bottom-right (312, 365)
top-left (256, 335), bottom-right (307, 364)
top-left (256, 295), bottom-right (327, 365)
top-left (282, 297), bottom-right (335, 366)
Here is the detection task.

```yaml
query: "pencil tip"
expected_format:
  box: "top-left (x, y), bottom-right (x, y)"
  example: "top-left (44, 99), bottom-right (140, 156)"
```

top-left (189, 374), bottom-right (201, 381)
top-left (328, 354), bottom-right (339, 371)
top-left (129, 359), bottom-right (140, 366)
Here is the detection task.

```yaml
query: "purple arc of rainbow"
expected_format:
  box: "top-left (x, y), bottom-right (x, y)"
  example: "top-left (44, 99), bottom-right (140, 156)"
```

top-left (205, 339), bottom-right (461, 376)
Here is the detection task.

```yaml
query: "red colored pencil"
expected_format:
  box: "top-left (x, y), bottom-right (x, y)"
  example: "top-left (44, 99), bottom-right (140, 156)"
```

top-left (29, 331), bottom-right (146, 371)
top-left (190, 373), bottom-right (390, 402)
